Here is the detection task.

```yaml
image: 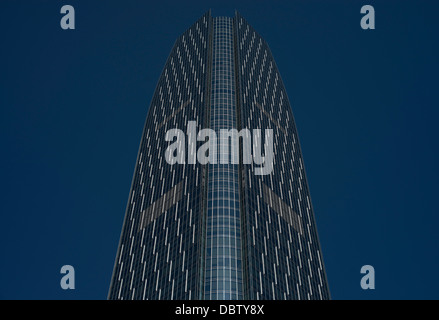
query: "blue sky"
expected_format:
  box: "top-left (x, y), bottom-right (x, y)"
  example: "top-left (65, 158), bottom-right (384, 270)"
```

top-left (0, 0), bottom-right (438, 299)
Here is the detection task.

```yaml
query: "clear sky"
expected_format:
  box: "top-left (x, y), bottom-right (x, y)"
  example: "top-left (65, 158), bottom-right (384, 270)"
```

top-left (1, 0), bottom-right (438, 300)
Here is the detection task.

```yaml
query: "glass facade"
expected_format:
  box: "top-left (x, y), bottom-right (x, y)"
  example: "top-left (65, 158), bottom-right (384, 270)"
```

top-left (108, 11), bottom-right (330, 300)
top-left (204, 17), bottom-right (243, 300)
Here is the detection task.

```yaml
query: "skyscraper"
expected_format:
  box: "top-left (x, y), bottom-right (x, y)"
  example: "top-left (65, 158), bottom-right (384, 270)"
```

top-left (108, 11), bottom-right (330, 300)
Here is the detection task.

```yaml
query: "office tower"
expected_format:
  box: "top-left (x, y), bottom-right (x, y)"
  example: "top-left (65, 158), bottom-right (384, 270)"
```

top-left (108, 11), bottom-right (330, 300)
